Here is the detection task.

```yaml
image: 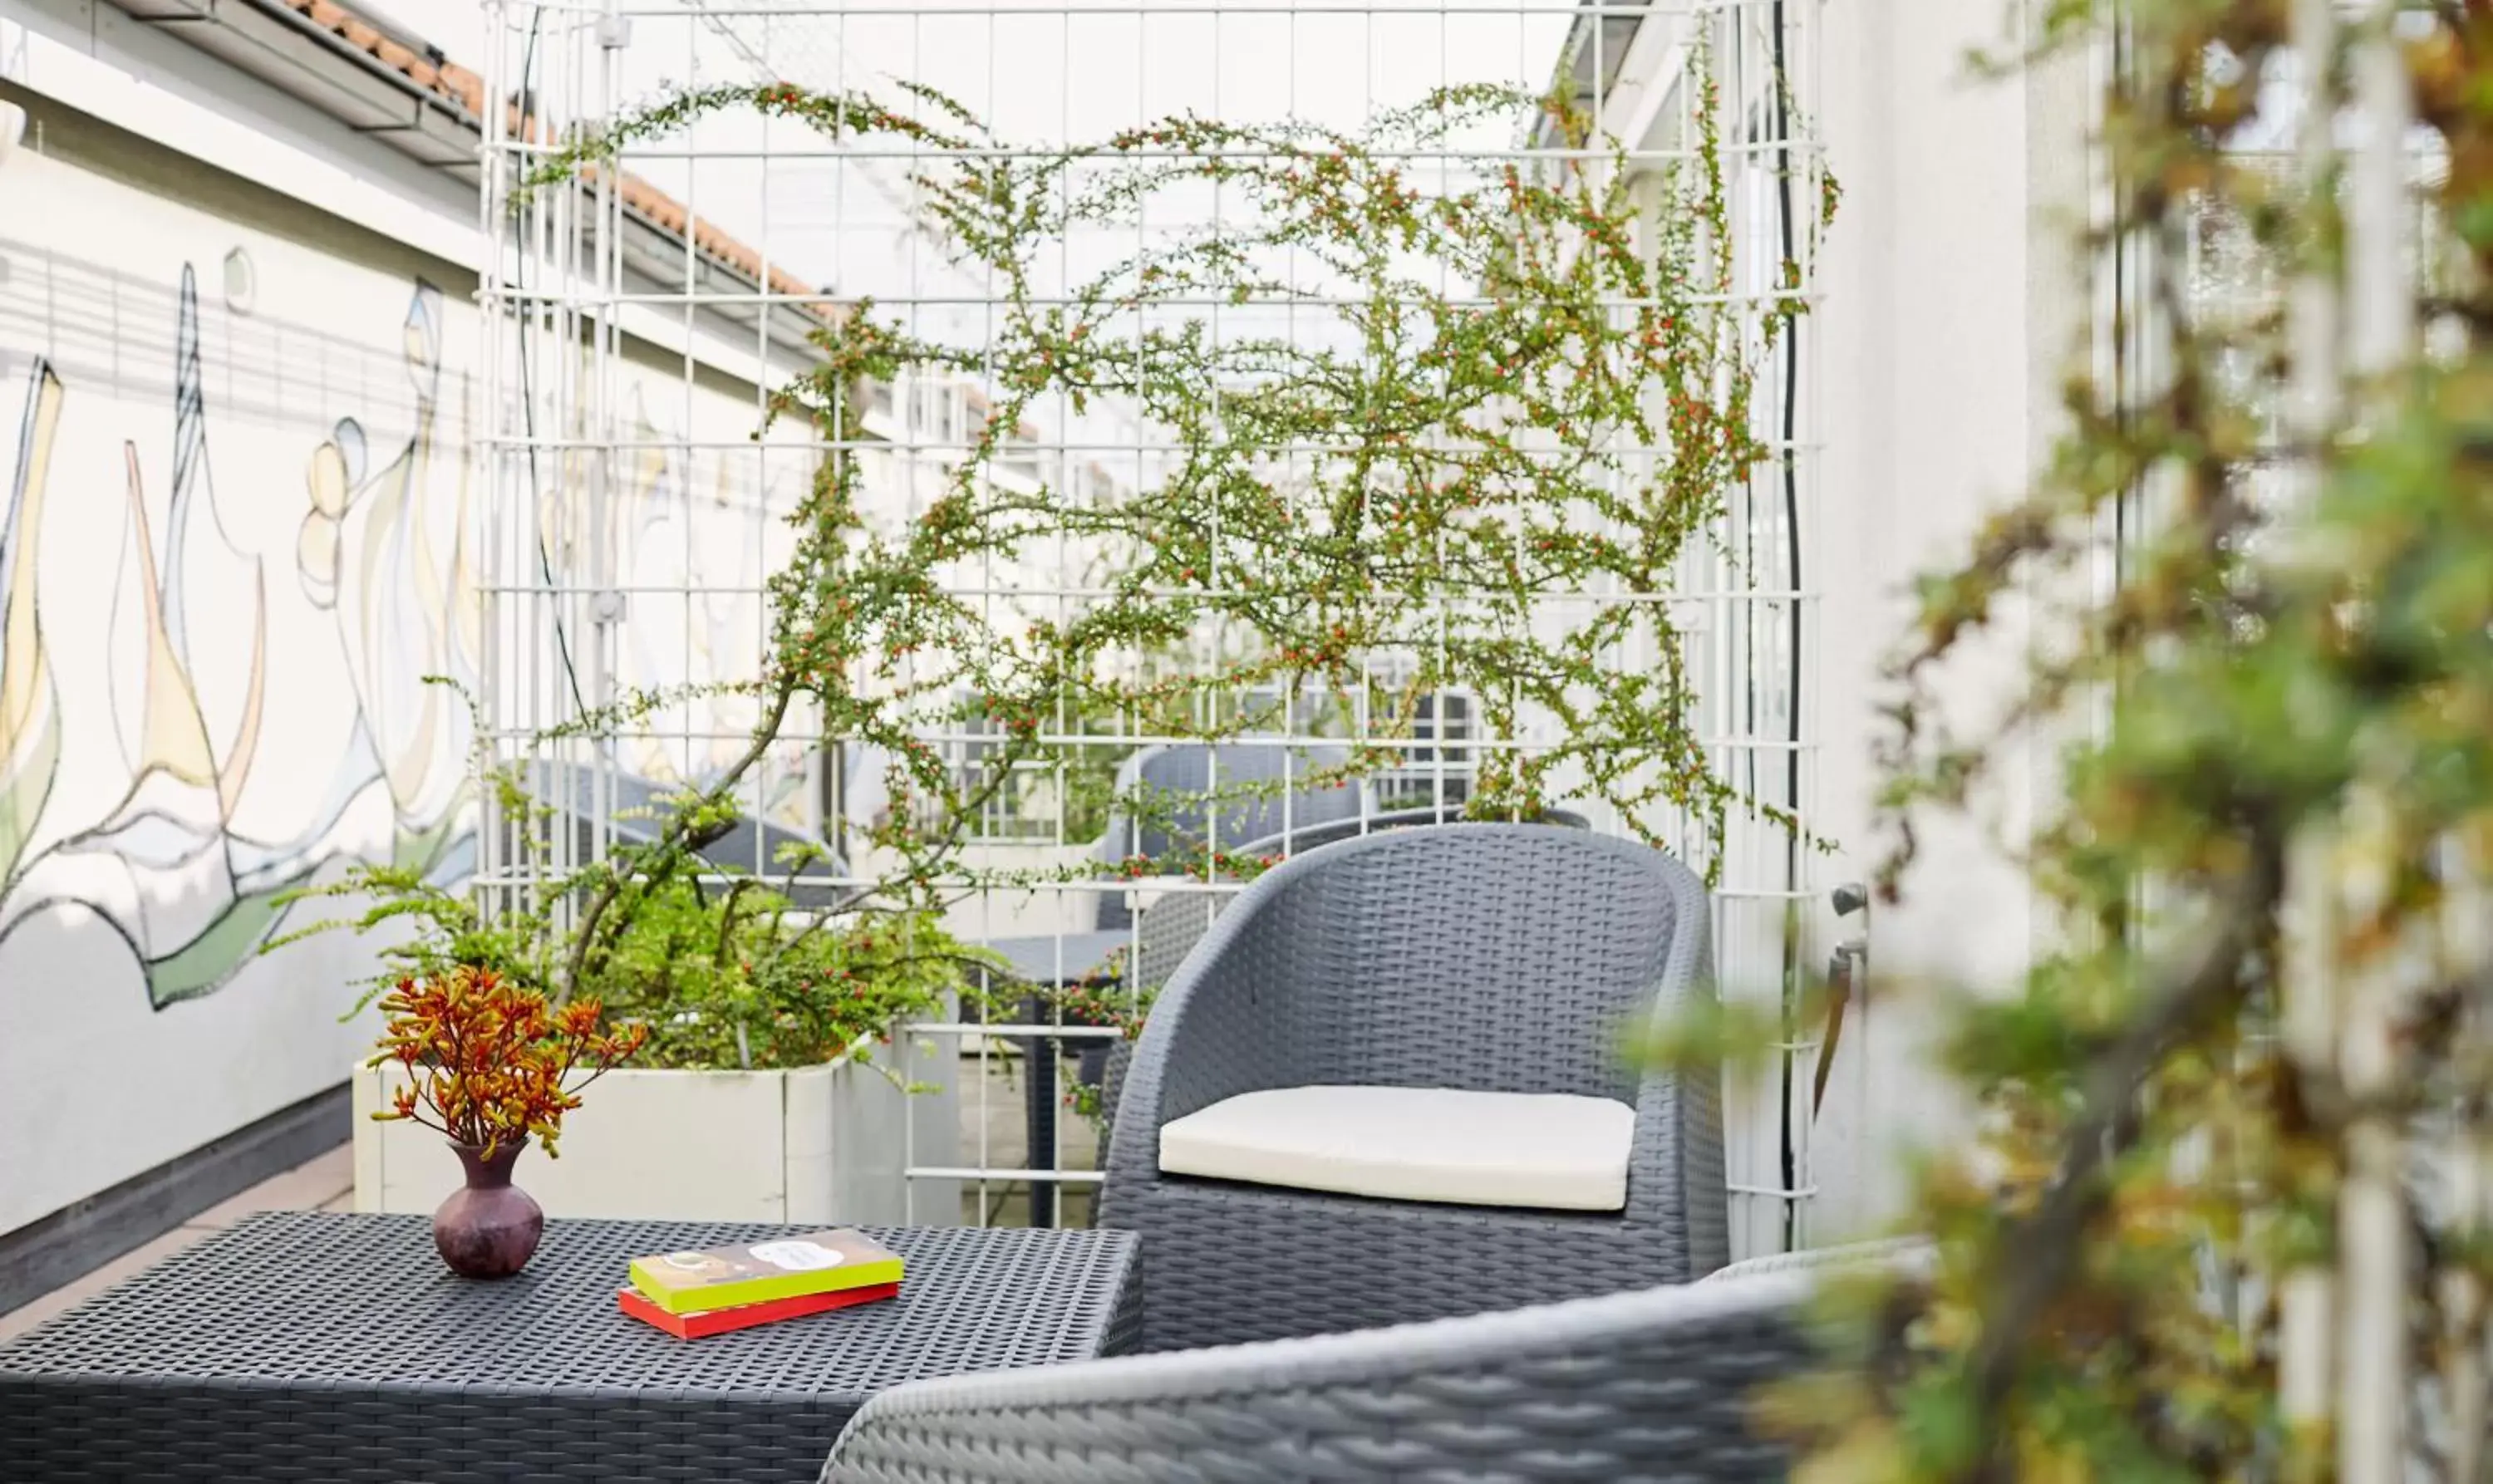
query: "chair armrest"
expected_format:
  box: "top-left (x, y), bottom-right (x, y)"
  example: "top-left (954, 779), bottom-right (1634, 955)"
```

top-left (1128, 890), bottom-right (1226, 992)
top-left (1699, 1236), bottom-right (1933, 1284)
top-left (820, 1270), bottom-right (1820, 1484)
top-left (1099, 870), bottom-right (1316, 1195)
top-left (1625, 848), bottom-right (1728, 1266)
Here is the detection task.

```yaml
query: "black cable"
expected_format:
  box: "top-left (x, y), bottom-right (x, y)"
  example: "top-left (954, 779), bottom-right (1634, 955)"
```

top-left (1770, 0), bottom-right (1805, 1252)
top-left (511, 11), bottom-right (589, 721)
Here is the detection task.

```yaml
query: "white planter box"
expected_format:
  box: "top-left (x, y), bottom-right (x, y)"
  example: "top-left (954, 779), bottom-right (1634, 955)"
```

top-left (352, 1044), bottom-right (961, 1226)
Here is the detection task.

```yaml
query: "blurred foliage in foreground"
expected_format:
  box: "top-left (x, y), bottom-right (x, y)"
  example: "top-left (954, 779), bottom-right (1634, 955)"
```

top-left (1772, 4), bottom-right (2493, 1480)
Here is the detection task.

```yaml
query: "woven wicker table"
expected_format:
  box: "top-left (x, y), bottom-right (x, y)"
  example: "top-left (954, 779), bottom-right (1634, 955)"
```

top-left (0, 1210), bottom-right (1140, 1482)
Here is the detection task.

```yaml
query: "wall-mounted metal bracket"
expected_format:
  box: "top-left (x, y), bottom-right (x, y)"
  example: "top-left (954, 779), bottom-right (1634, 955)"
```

top-left (1813, 882), bottom-right (1872, 1115)
top-left (1830, 879), bottom-right (1869, 994)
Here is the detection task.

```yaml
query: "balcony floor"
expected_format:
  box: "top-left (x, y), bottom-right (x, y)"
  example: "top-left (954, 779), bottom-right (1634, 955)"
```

top-left (0, 1142), bottom-right (356, 1344)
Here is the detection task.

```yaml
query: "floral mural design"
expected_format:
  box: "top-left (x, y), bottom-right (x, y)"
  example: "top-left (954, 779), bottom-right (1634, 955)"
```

top-left (0, 144), bottom-right (827, 1240)
top-left (0, 264), bottom-right (475, 1006)
top-left (0, 361), bottom-right (60, 892)
top-left (297, 282), bottom-right (480, 862)
top-left (0, 244), bottom-right (811, 1010)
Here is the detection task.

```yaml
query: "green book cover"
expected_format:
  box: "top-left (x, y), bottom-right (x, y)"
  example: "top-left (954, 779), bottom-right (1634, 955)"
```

top-left (627, 1229), bottom-right (906, 1316)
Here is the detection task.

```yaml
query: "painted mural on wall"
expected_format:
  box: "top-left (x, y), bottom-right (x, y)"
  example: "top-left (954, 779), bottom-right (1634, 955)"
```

top-left (0, 259), bottom-right (808, 1006)
top-left (0, 259), bottom-right (477, 1008)
top-left (0, 147), bottom-right (807, 1235)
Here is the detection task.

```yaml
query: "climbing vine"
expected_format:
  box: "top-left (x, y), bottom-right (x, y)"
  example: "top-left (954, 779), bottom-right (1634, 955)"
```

top-left (495, 58), bottom-right (1810, 969)
top-left (272, 56), bottom-right (1818, 1078)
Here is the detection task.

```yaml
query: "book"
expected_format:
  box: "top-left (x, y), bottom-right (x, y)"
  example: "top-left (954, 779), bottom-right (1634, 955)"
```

top-left (618, 1280), bottom-right (901, 1339)
top-left (627, 1229), bottom-right (906, 1315)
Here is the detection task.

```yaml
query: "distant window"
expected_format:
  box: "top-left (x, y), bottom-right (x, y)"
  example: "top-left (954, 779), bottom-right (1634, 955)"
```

top-left (911, 381), bottom-right (961, 445)
top-left (998, 434), bottom-right (1045, 482)
top-left (814, 740), bottom-right (852, 838)
top-left (942, 696), bottom-right (1060, 843)
top-left (1378, 690), bottom-right (1475, 810)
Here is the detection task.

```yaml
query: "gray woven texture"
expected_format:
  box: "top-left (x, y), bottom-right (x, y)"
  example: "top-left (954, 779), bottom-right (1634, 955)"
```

top-left (0, 1211), bottom-right (1138, 1482)
top-left (1217, 801), bottom-right (1590, 865)
top-left (821, 1265), bottom-right (1819, 1483)
top-left (1097, 823), bottom-right (1728, 1352)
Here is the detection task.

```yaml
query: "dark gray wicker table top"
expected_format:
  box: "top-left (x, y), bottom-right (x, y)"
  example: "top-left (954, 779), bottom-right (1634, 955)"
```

top-left (0, 1210), bottom-right (1140, 1482)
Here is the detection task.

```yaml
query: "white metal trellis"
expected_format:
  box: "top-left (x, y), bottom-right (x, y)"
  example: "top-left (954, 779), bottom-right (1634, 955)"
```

top-left (478, 0), bottom-right (1823, 1258)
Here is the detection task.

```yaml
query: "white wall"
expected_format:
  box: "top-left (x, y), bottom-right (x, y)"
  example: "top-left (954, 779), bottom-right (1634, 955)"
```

top-left (0, 1), bottom-right (477, 273)
top-left (1799, 0), bottom-right (2092, 1237)
top-left (1587, 0), bottom-right (2084, 1241)
top-left (0, 91), bottom-right (809, 1236)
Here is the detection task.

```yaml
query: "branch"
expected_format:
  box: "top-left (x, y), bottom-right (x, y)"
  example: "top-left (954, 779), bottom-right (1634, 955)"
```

top-left (563, 676), bottom-right (797, 998)
top-left (1959, 836), bottom-right (2284, 1482)
top-left (712, 878), bottom-right (761, 974)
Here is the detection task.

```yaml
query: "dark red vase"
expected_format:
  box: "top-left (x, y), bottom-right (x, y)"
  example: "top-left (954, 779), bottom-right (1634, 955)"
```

top-left (434, 1140), bottom-right (544, 1279)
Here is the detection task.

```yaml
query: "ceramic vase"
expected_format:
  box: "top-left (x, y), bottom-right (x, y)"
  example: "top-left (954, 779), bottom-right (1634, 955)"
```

top-left (433, 1139), bottom-right (545, 1279)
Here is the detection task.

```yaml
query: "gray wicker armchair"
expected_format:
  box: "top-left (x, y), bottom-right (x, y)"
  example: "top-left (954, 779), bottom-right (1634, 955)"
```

top-left (820, 1261), bottom-right (1825, 1483)
top-left (1085, 806), bottom-right (1594, 1138)
top-left (1096, 823), bottom-right (1727, 1352)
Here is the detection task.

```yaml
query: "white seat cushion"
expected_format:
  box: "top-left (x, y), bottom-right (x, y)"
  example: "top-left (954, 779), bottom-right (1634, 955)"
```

top-left (1157, 1084), bottom-right (1635, 1212)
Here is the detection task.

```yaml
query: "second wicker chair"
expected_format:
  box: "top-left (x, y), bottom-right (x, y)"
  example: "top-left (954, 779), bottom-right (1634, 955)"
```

top-left (1097, 823), bottom-right (1727, 1352)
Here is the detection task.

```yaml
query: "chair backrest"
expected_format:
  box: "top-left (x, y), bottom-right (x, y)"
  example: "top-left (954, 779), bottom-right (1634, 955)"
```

top-left (1223, 800), bottom-right (1589, 861)
top-left (1124, 807), bottom-right (1593, 992)
top-left (1236, 823), bottom-right (1708, 1099)
top-left (823, 1267), bottom-right (1822, 1483)
top-left (1091, 743), bottom-right (1365, 929)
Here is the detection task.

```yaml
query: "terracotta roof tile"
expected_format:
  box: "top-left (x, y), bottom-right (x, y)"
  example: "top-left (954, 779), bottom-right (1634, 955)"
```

top-left (288, 0), bottom-right (480, 111)
top-left (276, 0), bottom-right (838, 322)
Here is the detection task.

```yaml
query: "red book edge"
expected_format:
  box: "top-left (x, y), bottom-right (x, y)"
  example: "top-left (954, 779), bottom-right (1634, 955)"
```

top-left (618, 1280), bottom-right (902, 1339)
